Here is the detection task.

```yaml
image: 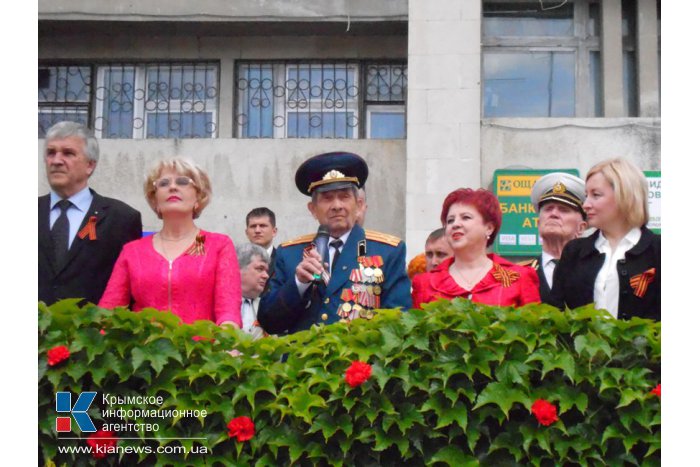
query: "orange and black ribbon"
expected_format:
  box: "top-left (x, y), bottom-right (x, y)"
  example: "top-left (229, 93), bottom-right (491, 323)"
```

top-left (630, 268), bottom-right (656, 298)
top-left (492, 263), bottom-right (520, 288)
top-left (186, 234), bottom-right (206, 256)
top-left (77, 216), bottom-right (98, 240)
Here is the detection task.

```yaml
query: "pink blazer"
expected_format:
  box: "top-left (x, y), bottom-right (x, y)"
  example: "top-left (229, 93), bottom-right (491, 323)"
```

top-left (99, 230), bottom-right (242, 326)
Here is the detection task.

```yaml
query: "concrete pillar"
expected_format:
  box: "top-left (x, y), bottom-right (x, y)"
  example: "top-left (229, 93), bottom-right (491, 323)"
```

top-left (405, 0), bottom-right (481, 260)
top-left (601, 0), bottom-right (625, 117)
top-left (218, 58), bottom-right (235, 137)
top-left (637, 0), bottom-right (660, 117)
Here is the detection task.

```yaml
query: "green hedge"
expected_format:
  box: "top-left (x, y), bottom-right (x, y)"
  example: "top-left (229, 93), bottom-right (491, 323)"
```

top-left (39, 299), bottom-right (660, 466)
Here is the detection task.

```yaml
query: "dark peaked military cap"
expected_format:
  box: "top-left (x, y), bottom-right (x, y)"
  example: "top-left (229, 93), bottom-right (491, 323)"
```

top-left (295, 151), bottom-right (369, 196)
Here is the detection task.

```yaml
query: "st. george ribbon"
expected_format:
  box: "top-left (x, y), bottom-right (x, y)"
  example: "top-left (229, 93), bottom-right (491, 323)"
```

top-left (312, 224), bottom-right (331, 286)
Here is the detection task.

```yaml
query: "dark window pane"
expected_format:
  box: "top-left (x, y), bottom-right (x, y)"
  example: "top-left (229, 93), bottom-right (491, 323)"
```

top-left (483, 2), bottom-right (574, 37)
top-left (369, 111), bottom-right (406, 139)
top-left (588, 2), bottom-right (600, 37)
top-left (483, 52), bottom-right (575, 117)
top-left (622, 0), bottom-right (637, 39)
top-left (590, 51), bottom-right (603, 117)
top-left (623, 51), bottom-right (639, 117)
top-left (38, 66), bottom-right (91, 103)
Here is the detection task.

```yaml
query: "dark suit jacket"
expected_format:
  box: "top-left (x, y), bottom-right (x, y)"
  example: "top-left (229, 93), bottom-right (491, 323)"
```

top-left (39, 190), bottom-right (142, 306)
top-left (258, 224), bottom-right (412, 335)
top-left (269, 246), bottom-right (277, 266)
top-left (547, 227), bottom-right (660, 321)
top-left (537, 255), bottom-right (553, 305)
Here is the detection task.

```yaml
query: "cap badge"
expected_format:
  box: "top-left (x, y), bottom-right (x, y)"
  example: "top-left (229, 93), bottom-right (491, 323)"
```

top-left (323, 170), bottom-right (346, 180)
top-left (552, 182), bottom-right (566, 194)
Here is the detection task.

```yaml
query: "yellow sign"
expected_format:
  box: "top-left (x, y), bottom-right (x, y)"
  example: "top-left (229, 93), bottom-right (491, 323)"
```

top-left (496, 175), bottom-right (542, 196)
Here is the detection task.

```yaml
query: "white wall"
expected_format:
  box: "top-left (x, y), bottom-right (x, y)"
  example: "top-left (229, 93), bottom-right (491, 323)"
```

top-left (481, 118), bottom-right (661, 188)
top-left (38, 139), bottom-right (407, 248)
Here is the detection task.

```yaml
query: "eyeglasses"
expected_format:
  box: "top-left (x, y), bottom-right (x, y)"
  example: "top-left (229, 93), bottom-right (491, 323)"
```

top-left (154, 176), bottom-right (195, 189)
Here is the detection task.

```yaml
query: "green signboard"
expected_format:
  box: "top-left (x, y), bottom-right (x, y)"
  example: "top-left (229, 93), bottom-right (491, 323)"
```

top-left (493, 169), bottom-right (661, 256)
top-left (645, 171), bottom-right (661, 234)
top-left (492, 169), bottom-right (580, 257)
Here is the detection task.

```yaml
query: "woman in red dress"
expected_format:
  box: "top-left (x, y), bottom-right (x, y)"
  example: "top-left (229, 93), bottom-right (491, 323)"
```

top-left (412, 188), bottom-right (540, 308)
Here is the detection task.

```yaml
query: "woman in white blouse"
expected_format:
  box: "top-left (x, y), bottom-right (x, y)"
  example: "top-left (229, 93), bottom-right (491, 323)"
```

top-left (548, 158), bottom-right (660, 320)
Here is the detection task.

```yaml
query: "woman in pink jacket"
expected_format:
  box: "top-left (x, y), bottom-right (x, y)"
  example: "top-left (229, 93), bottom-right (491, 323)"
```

top-left (99, 158), bottom-right (242, 327)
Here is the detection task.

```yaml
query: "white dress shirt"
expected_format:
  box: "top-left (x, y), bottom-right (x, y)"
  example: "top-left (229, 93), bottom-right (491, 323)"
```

top-left (593, 228), bottom-right (642, 318)
top-left (241, 296), bottom-right (265, 338)
top-left (295, 230), bottom-right (351, 295)
top-left (541, 251), bottom-right (557, 289)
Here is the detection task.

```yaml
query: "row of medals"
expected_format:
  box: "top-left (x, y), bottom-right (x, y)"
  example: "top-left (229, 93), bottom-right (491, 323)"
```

top-left (337, 256), bottom-right (385, 321)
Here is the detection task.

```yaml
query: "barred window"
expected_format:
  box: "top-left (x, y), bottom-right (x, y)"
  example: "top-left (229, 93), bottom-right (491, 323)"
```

top-left (38, 66), bottom-right (91, 137)
top-left (38, 62), bottom-right (219, 138)
top-left (236, 61), bottom-right (407, 139)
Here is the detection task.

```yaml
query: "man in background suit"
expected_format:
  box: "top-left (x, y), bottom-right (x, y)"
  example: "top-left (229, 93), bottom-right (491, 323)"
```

top-left (528, 172), bottom-right (587, 303)
top-left (245, 207), bottom-right (278, 266)
top-left (238, 243), bottom-right (270, 339)
top-left (39, 121), bottom-right (142, 306)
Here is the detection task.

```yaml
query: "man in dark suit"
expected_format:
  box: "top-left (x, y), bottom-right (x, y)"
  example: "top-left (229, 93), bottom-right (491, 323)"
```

top-left (528, 172), bottom-right (587, 303)
top-left (245, 207), bottom-right (278, 266)
top-left (258, 151), bottom-right (412, 335)
top-left (39, 121), bottom-right (142, 306)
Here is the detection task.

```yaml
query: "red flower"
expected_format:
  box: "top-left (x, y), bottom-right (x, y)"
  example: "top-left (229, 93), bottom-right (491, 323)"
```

top-left (227, 416), bottom-right (255, 442)
top-left (651, 384), bottom-right (661, 398)
top-left (47, 345), bottom-right (70, 366)
top-left (192, 335), bottom-right (216, 343)
top-left (99, 329), bottom-right (106, 335)
top-left (345, 361), bottom-right (372, 387)
top-left (86, 429), bottom-right (117, 459)
top-left (531, 399), bottom-right (558, 426)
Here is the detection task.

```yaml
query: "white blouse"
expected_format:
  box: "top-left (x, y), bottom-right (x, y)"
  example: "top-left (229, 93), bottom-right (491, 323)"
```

top-left (593, 228), bottom-right (642, 318)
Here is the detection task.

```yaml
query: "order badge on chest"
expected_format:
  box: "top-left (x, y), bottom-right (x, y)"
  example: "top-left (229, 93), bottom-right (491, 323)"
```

top-left (337, 240), bottom-right (384, 321)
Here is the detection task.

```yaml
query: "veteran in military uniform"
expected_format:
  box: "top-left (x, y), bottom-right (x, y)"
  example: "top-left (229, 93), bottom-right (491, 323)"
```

top-left (526, 172), bottom-right (587, 303)
top-left (257, 151), bottom-right (412, 335)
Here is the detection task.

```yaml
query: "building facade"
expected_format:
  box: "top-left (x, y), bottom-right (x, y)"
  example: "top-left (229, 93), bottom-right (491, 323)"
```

top-left (38, 0), bottom-right (660, 258)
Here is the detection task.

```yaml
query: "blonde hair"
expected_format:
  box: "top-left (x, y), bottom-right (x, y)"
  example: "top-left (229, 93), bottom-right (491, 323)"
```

top-left (586, 158), bottom-right (648, 228)
top-left (144, 158), bottom-right (212, 219)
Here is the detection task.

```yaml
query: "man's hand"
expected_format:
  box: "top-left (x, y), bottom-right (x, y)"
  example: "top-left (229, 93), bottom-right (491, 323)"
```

top-left (296, 248), bottom-right (325, 284)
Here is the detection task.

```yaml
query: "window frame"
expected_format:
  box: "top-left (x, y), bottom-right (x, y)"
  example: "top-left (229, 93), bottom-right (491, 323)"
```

top-left (234, 59), bottom-right (407, 139)
top-left (365, 104), bottom-right (407, 139)
top-left (481, 0), bottom-right (601, 118)
top-left (39, 60), bottom-right (220, 139)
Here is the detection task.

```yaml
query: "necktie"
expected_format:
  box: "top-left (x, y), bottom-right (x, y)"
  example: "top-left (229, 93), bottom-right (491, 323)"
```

top-left (330, 239), bottom-right (344, 271)
top-left (51, 199), bottom-right (72, 265)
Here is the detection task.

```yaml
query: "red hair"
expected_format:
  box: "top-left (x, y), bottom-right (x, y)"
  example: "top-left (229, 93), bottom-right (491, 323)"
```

top-left (440, 188), bottom-right (501, 247)
top-left (407, 252), bottom-right (427, 280)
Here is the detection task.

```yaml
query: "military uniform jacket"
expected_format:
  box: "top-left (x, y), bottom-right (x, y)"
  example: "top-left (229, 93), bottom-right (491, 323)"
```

top-left (547, 227), bottom-right (660, 321)
top-left (257, 224), bottom-right (412, 335)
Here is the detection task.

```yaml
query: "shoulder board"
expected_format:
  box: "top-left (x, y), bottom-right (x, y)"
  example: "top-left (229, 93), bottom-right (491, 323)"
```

top-left (280, 233), bottom-right (315, 247)
top-left (365, 229), bottom-right (402, 247)
top-left (516, 258), bottom-right (539, 270)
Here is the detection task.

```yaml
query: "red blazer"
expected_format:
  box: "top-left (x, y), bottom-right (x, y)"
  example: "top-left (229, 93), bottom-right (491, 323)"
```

top-left (412, 254), bottom-right (540, 308)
